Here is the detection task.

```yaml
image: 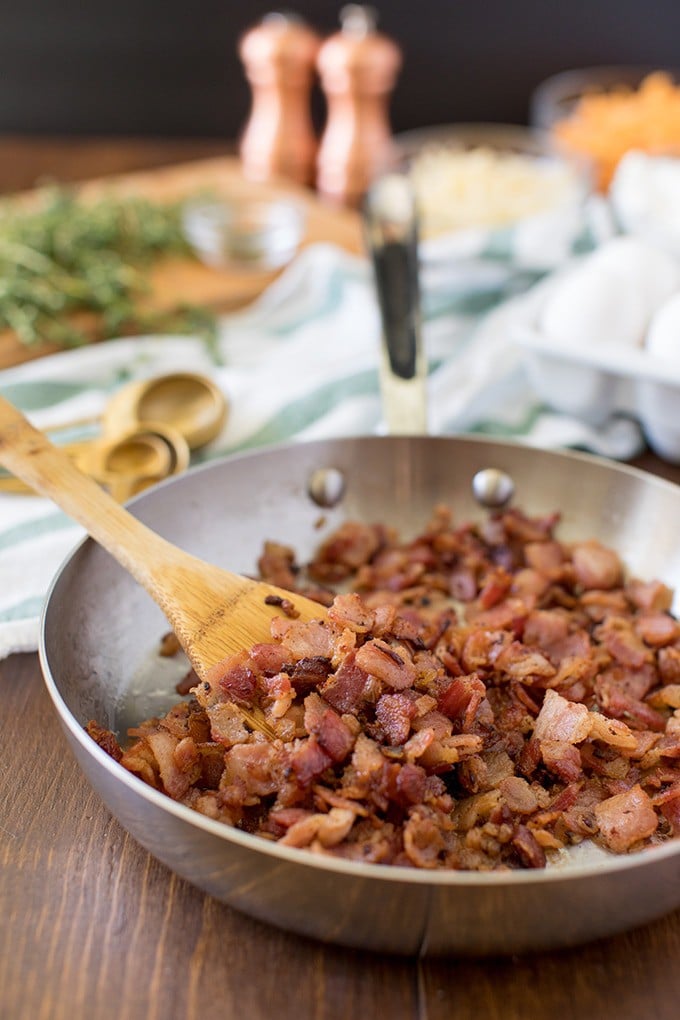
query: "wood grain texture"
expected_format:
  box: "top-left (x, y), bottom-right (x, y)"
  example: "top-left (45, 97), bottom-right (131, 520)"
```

top-left (0, 654), bottom-right (418, 1020)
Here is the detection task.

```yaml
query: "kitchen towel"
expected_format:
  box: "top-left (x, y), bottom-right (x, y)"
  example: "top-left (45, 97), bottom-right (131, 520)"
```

top-left (0, 241), bottom-right (644, 658)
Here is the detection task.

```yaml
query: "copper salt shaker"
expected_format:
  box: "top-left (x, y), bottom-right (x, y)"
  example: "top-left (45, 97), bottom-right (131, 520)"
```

top-left (316, 5), bottom-right (402, 207)
top-left (238, 12), bottom-right (321, 186)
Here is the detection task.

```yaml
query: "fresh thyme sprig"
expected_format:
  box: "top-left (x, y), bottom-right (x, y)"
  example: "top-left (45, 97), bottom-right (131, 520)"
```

top-left (0, 187), bottom-right (217, 349)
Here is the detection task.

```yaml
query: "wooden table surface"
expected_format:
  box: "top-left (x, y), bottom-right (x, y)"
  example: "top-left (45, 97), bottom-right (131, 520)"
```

top-left (1, 137), bottom-right (680, 1020)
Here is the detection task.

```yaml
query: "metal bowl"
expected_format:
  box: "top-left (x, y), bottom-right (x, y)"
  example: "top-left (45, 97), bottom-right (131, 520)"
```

top-left (39, 436), bottom-right (680, 956)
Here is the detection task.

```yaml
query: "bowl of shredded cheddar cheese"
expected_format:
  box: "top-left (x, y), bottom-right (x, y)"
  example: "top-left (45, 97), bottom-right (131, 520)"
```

top-left (531, 67), bottom-right (680, 191)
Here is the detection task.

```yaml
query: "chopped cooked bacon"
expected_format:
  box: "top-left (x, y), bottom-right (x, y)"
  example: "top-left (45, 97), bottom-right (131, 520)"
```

top-left (571, 540), bottom-right (623, 591)
top-left (355, 638), bottom-right (416, 690)
top-left (587, 712), bottom-right (637, 750)
top-left (279, 807), bottom-right (356, 848)
top-left (257, 540), bottom-right (299, 590)
top-left (533, 689), bottom-right (591, 744)
top-left (437, 673), bottom-right (486, 727)
top-left (146, 729), bottom-right (198, 799)
top-left (499, 776), bottom-right (540, 815)
top-left (205, 654), bottom-right (258, 706)
top-left (278, 619), bottom-right (334, 660)
top-left (495, 641), bottom-right (557, 682)
top-left (320, 651), bottom-right (369, 713)
top-left (512, 824), bottom-right (547, 868)
top-left (594, 784), bottom-right (658, 852)
top-left (524, 540), bottom-right (565, 577)
top-left (626, 577), bottom-right (674, 612)
top-left (634, 611), bottom-right (679, 647)
top-left (308, 521), bottom-right (384, 582)
top-left (375, 691), bottom-right (417, 745)
top-left (96, 500), bottom-right (680, 872)
top-left (540, 740), bottom-right (583, 783)
top-left (327, 592), bottom-right (375, 633)
top-left (86, 721), bottom-right (123, 762)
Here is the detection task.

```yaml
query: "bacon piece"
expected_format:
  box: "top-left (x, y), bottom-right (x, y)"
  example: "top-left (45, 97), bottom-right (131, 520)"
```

top-left (495, 641), bottom-right (556, 682)
top-left (448, 566), bottom-right (477, 601)
top-left (499, 776), bottom-right (540, 815)
top-left (146, 729), bottom-right (195, 800)
top-left (249, 642), bottom-right (288, 675)
top-left (571, 541), bottom-right (623, 591)
top-left (315, 708), bottom-right (356, 763)
top-left (533, 689), bottom-right (591, 744)
top-left (522, 609), bottom-right (569, 650)
top-left (257, 540), bottom-right (298, 588)
top-left (375, 692), bottom-right (417, 745)
top-left (85, 721), bottom-right (123, 762)
top-left (308, 521), bottom-right (384, 582)
top-left (279, 807), bottom-right (356, 848)
top-left (222, 743), bottom-right (284, 799)
top-left (437, 673), bottom-right (487, 728)
top-left (524, 540), bottom-right (565, 576)
top-left (594, 784), bottom-right (658, 852)
top-left (512, 824), bottom-right (546, 868)
top-left (595, 617), bottom-right (652, 669)
top-left (587, 713), bottom-right (637, 751)
top-left (540, 739), bottom-right (583, 782)
top-left (478, 567), bottom-right (512, 609)
top-left (634, 611), bottom-right (679, 647)
top-left (460, 628), bottom-right (511, 672)
top-left (659, 647), bottom-right (680, 684)
top-left (395, 762), bottom-right (427, 805)
top-left (403, 808), bottom-right (446, 868)
top-left (207, 702), bottom-right (249, 746)
top-left (626, 577), bottom-right (674, 612)
top-left (601, 687), bottom-right (668, 732)
top-left (355, 639), bottom-right (416, 690)
top-left (205, 653), bottom-right (258, 706)
top-left (262, 672), bottom-right (294, 719)
top-left (279, 620), bottom-right (334, 660)
top-left (320, 651), bottom-right (369, 713)
top-left (285, 655), bottom-right (333, 693)
top-left (327, 592), bottom-right (375, 633)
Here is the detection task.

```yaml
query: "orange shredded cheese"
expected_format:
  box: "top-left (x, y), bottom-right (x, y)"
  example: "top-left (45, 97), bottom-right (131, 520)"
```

top-left (552, 71), bottom-right (680, 190)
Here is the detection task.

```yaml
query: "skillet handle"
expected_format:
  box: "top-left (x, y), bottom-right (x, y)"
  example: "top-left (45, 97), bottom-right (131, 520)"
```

top-left (363, 173), bottom-right (428, 435)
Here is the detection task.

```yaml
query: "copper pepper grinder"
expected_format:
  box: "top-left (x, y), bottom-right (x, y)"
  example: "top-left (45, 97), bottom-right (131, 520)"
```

top-left (316, 5), bottom-right (402, 207)
top-left (238, 12), bottom-right (321, 186)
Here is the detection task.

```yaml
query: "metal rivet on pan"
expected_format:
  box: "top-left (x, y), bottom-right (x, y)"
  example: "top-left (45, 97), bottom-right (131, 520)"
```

top-left (472, 468), bottom-right (515, 509)
top-left (307, 467), bottom-right (346, 508)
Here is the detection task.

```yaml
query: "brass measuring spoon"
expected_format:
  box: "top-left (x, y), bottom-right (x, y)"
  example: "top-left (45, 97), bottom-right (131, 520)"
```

top-left (101, 372), bottom-right (228, 450)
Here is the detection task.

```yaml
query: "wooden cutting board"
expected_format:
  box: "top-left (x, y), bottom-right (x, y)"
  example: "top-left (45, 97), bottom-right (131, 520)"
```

top-left (0, 156), bottom-right (364, 370)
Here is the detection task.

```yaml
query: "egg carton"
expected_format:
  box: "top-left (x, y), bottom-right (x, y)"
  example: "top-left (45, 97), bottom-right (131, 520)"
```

top-left (514, 323), bottom-right (680, 462)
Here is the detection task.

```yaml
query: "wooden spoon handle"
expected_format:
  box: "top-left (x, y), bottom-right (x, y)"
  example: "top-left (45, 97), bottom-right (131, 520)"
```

top-left (0, 395), bottom-right (176, 591)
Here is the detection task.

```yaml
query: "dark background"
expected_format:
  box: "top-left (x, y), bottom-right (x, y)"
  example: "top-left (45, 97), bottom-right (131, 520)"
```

top-left (2, 1), bottom-right (680, 139)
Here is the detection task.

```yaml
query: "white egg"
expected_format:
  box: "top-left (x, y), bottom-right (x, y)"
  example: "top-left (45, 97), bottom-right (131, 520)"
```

top-left (611, 151), bottom-right (680, 256)
top-left (539, 261), bottom-right (650, 348)
top-left (645, 291), bottom-right (680, 358)
top-left (586, 236), bottom-right (680, 310)
top-left (538, 237), bottom-right (680, 348)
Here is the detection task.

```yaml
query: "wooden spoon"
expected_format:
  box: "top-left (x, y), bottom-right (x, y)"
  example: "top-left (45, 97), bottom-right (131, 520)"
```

top-left (0, 395), bottom-right (325, 732)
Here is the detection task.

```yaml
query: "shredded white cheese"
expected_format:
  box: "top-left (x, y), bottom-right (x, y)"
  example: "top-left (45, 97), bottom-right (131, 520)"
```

top-left (410, 145), bottom-right (579, 236)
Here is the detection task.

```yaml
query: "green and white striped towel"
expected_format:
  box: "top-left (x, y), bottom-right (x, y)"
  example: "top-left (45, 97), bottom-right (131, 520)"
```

top-left (0, 241), bottom-right (644, 658)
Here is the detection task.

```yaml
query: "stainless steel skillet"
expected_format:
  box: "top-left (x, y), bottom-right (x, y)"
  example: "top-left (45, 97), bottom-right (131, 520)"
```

top-left (39, 435), bottom-right (680, 956)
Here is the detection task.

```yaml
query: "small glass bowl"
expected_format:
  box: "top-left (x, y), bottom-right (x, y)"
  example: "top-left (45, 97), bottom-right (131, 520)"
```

top-left (182, 197), bottom-right (306, 271)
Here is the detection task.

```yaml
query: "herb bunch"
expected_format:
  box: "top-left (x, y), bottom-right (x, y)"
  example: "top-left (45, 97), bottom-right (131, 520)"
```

top-left (0, 188), bottom-right (217, 349)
